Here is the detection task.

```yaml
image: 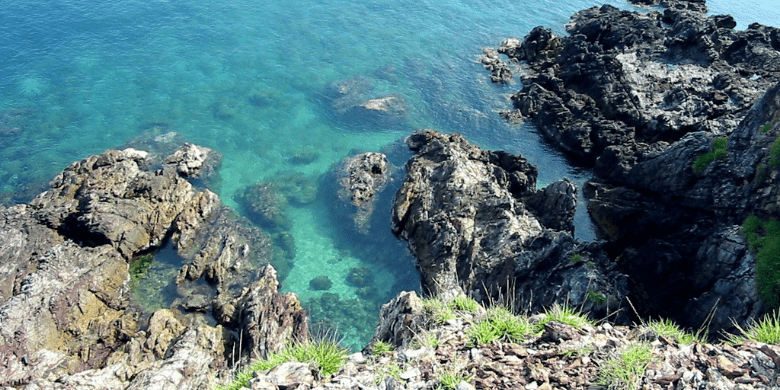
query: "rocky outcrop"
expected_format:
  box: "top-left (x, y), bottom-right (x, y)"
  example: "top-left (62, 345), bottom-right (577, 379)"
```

top-left (0, 144), bottom-right (307, 389)
top-left (484, 0), bottom-right (780, 334)
top-left (391, 130), bottom-right (628, 320)
top-left (495, 2), bottom-right (780, 165)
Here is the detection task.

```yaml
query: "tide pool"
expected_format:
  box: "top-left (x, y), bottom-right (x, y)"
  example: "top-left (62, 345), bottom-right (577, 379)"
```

top-left (0, 0), bottom-right (777, 349)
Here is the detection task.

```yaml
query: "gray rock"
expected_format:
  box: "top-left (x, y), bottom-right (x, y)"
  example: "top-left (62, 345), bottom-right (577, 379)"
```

top-left (0, 144), bottom-right (305, 389)
top-left (391, 130), bottom-right (628, 319)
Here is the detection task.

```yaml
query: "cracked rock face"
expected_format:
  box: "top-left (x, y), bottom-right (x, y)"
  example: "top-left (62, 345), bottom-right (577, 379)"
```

top-left (0, 144), bottom-right (307, 389)
top-left (391, 129), bottom-right (628, 320)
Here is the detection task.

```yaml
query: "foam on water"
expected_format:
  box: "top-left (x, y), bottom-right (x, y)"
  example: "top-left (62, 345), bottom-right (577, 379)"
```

top-left (1, 0), bottom-right (777, 349)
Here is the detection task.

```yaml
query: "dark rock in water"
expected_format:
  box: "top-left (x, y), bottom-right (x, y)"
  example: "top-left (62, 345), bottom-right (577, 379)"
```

top-left (346, 267), bottom-right (374, 288)
top-left (309, 275), bottom-right (333, 291)
top-left (326, 152), bottom-right (398, 235)
top-left (0, 144), bottom-right (307, 388)
top-left (275, 171), bottom-right (318, 206)
top-left (289, 149), bottom-right (320, 165)
top-left (480, 47), bottom-right (513, 83)
top-left (235, 181), bottom-right (291, 231)
top-left (392, 129), bottom-right (628, 321)
top-left (123, 133), bottom-right (224, 191)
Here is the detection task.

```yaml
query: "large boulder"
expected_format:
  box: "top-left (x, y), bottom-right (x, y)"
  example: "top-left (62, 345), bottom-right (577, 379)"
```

top-left (391, 130), bottom-right (628, 319)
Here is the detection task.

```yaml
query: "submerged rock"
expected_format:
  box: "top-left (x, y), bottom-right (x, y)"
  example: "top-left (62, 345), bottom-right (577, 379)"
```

top-left (328, 152), bottom-right (396, 235)
top-left (321, 76), bottom-right (410, 130)
top-left (391, 129), bottom-right (628, 320)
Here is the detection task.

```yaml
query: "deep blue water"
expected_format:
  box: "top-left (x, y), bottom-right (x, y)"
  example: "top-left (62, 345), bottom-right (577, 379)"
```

top-left (1, 0), bottom-right (777, 349)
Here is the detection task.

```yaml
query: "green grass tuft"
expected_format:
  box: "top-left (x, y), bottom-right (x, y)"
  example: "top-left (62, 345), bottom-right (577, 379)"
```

top-left (423, 298), bottom-right (456, 324)
top-left (535, 303), bottom-right (591, 332)
top-left (770, 137), bottom-right (780, 167)
top-left (728, 311), bottom-right (780, 344)
top-left (216, 339), bottom-right (348, 390)
top-left (467, 306), bottom-right (533, 345)
top-left (450, 295), bottom-right (481, 313)
top-left (741, 215), bottom-right (780, 310)
top-left (646, 318), bottom-right (705, 344)
top-left (692, 137), bottom-right (728, 174)
top-left (762, 123), bottom-right (772, 133)
top-left (437, 370), bottom-right (473, 389)
top-left (587, 290), bottom-right (606, 305)
top-left (371, 340), bottom-right (394, 356)
top-left (597, 344), bottom-right (653, 390)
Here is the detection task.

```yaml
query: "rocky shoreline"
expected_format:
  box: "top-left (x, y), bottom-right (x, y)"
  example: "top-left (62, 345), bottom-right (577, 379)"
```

top-left (1, 0), bottom-right (780, 389)
top-left (482, 0), bottom-right (780, 333)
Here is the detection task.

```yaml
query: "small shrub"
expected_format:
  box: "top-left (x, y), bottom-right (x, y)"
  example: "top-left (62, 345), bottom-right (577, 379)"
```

top-left (587, 290), bottom-right (606, 305)
top-left (692, 137), bottom-right (728, 174)
top-left (770, 137), bottom-right (780, 167)
top-left (762, 123), bottom-right (772, 133)
top-left (450, 295), bottom-right (481, 313)
top-left (570, 253), bottom-right (582, 263)
top-left (646, 318), bottom-right (705, 344)
top-left (741, 215), bottom-right (780, 310)
top-left (728, 311), bottom-right (780, 344)
top-left (597, 344), bottom-right (653, 390)
top-left (372, 340), bottom-right (393, 356)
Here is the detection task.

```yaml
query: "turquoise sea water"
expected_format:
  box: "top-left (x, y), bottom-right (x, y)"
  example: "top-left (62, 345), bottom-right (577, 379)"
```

top-left (1, 0), bottom-right (777, 349)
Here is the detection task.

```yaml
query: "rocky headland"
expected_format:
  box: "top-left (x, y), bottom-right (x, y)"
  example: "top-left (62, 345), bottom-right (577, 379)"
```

top-left (483, 0), bottom-right (780, 333)
top-left (2, 0), bottom-right (780, 389)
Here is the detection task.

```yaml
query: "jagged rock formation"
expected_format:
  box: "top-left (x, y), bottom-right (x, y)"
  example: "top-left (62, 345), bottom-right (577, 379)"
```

top-left (484, 0), bottom-right (780, 334)
top-left (0, 144), bottom-right (307, 389)
top-left (391, 129), bottom-right (628, 320)
top-left (494, 2), bottom-right (780, 165)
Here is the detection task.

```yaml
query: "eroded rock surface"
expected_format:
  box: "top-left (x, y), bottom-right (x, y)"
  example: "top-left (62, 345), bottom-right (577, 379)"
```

top-left (391, 129), bottom-right (627, 319)
top-left (0, 144), bottom-right (307, 389)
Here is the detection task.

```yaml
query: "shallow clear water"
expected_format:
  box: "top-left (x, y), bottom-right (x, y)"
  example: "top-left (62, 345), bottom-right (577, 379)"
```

top-left (0, 0), bottom-right (776, 349)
